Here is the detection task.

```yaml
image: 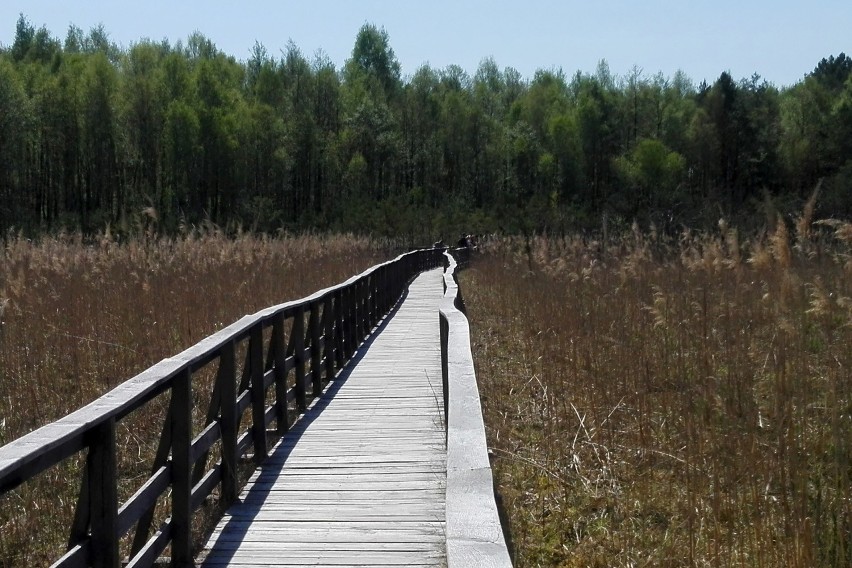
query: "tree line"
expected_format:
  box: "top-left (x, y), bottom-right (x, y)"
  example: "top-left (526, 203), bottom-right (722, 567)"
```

top-left (1, 15), bottom-right (851, 239)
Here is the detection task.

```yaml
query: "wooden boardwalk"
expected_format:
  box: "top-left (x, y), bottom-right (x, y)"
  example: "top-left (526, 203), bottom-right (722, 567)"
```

top-left (199, 268), bottom-right (447, 567)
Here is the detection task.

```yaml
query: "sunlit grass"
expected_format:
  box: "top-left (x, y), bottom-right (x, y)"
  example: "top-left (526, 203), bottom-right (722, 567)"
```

top-left (465, 222), bottom-right (851, 567)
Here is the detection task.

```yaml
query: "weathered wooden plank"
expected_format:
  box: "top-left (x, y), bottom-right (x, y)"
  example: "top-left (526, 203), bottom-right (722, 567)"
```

top-left (238, 497), bottom-right (445, 506)
top-left (250, 457), bottom-right (439, 467)
top-left (266, 449), bottom-right (445, 459)
top-left (270, 433), bottom-right (444, 442)
top-left (200, 541), bottom-right (441, 551)
top-left (253, 464), bottom-right (446, 473)
top-left (285, 422), bottom-right (443, 430)
top-left (219, 512), bottom-right (443, 523)
top-left (200, 550), bottom-right (444, 564)
top-left (227, 495), bottom-right (445, 506)
top-left (207, 531), bottom-right (445, 544)
top-left (207, 519), bottom-right (444, 531)
top-left (201, 564), bottom-right (438, 568)
top-left (204, 550), bottom-right (445, 560)
top-left (203, 559), bottom-right (443, 566)
top-left (252, 470), bottom-right (444, 479)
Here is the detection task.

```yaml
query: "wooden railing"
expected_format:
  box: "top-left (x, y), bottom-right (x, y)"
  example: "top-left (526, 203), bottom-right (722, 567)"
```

top-left (0, 247), bottom-right (444, 568)
top-left (440, 249), bottom-right (513, 567)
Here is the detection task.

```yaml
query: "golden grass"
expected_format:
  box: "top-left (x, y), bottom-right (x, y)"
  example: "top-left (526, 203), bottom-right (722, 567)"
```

top-left (0, 230), bottom-right (386, 566)
top-left (464, 225), bottom-right (851, 567)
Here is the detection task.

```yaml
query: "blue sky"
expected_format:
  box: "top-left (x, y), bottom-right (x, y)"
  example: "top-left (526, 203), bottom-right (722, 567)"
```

top-left (1, 1), bottom-right (849, 88)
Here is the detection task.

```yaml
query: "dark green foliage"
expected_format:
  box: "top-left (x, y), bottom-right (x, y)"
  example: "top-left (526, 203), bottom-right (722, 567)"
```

top-left (812, 53), bottom-right (852, 91)
top-left (1, 18), bottom-right (851, 239)
top-left (346, 24), bottom-right (401, 100)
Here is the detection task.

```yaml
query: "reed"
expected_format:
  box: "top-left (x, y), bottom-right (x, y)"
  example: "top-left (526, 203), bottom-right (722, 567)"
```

top-left (464, 223), bottom-right (851, 567)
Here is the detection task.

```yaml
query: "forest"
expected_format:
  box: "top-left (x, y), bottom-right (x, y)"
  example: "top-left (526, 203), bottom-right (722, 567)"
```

top-left (1, 15), bottom-right (851, 239)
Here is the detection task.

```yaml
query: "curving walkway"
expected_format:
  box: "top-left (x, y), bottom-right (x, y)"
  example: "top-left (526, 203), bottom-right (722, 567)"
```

top-left (198, 269), bottom-right (446, 567)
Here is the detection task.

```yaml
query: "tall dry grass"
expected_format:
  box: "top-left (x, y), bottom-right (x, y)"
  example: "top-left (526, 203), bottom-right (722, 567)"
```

top-left (0, 230), bottom-right (386, 566)
top-left (464, 221), bottom-right (851, 567)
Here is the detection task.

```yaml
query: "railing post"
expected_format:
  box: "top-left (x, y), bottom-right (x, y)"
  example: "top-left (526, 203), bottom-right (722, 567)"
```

top-left (370, 273), bottom-right (377, 325)
top-left (394, 261), bottom-right (400, 302)
top-left (346, 284), bottom-right (357, 359)
top-left (309, 301), bottom-right (323, 397)
top-left (293, 306), bottom-right (307, 411)
top-left (352, 280), bottom-right (361, 342)
top-left (338, 286), bottom-right (349, 362)
top-left (249, 324), bottom-right (267, 460)
top-left (129, 397), bottom-right (175, 557)
top-left (272, 313), bottom-right (289, 435)
top-left (372, 273), bottom-right (379, 327)
top-left (323, 294), bottom-right (336, 381)
top-left (355, 279), bottom-right (364, 343)
top-left (369, 273), bottom-right (378, 327)
top-left (334, 289), bottom-right (345, 369)
top-left (219, 341), bottom-right (238, 505)
top-left (363, 277), bottom-right (371, 333)
top-left (390, 261), bottom-right (398, 302)
top-left (360, 278), bottom-right (370, 337)
top-left (380, 265), bottom-right (389, 315)
top-left (87, 418), bottom-right (119, 568)
top-left (362, 275), bottom-right (371, 332)
top-left (171, 368), bottom-right (193, 568)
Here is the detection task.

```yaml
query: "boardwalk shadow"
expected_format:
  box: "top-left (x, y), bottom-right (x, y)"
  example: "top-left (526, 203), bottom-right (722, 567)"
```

top-left (198, 289), bottom-right (410, 565)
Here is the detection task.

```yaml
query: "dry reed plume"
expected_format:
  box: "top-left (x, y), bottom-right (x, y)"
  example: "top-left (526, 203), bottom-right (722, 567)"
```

top-left (0, 230), bottom-right (386, 566)
top-left (464, 221), bottom-right (851, 567)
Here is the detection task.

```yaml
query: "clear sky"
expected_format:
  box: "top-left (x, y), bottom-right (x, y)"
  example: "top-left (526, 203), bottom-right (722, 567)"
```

top-left (1, 1), bottom-right (849, 88)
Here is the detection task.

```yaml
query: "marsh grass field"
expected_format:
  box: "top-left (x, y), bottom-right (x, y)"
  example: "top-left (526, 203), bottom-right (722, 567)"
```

top-left (0, 231), bottom-right (386, 566)
top-left (0, 220), bottom-right (850, 567)
top-left (465, 219), bottom-right (851, 566)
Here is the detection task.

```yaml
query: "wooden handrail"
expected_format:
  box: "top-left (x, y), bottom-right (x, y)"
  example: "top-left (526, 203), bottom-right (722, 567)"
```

top-left (440, 249), bottom-right (513, 567)
top-left (0, 247), bottom-right (444, 568)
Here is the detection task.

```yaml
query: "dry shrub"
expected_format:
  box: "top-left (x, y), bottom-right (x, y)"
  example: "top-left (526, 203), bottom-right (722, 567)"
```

top-left (466, 226), bottom-right (851, 567)
top-left (0, 231), bottom-right (385, 566)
